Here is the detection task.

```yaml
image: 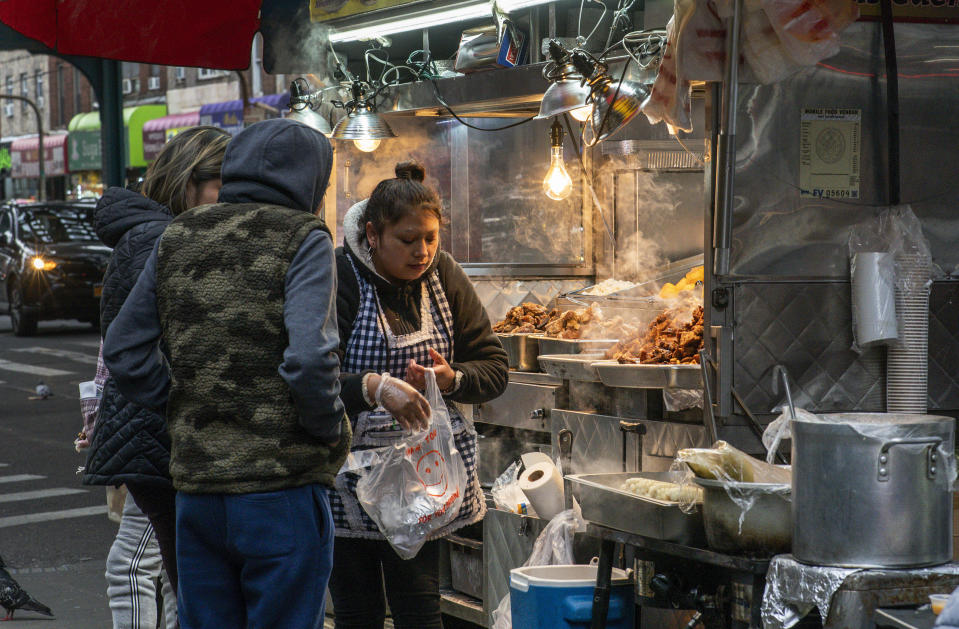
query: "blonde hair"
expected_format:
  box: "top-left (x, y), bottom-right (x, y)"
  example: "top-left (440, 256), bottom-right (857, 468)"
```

top-left (140, 125), bottom-right (231, 216)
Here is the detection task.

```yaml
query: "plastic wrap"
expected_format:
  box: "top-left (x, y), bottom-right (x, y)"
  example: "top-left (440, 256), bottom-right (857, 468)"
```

top-left (353, 370), bottom-right (468, 559)
top-left (492, 461), bottom-right (538, 517)
top-left (760, 555), bottom-right (857, 629)
top-left (490, 509), bottom-right (586, 629)
top-left (664, 388), bottom-right (704, 412)
top-left (847, 205), bottom-right (933, 353)
top-left (812, 413), bottom-right (957, 490)
top-left (672, 441), bottom-right (791, 528)
top-left (762, 407), bottom-right (820, 464)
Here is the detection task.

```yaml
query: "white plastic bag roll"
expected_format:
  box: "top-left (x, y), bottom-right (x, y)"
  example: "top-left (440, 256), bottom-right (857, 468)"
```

top-left (851, 252), bottom-right (898, 347)
top-left (518, 461), bottom-right (565, 521)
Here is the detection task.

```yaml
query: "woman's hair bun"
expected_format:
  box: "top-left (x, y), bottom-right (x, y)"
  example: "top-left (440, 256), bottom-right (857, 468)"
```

top-left (395, 161), bottom-right (426, 182)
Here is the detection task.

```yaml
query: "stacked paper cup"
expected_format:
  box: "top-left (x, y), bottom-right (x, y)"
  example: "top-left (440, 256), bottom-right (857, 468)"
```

top-left (886, 252), bottom-right (932, 413)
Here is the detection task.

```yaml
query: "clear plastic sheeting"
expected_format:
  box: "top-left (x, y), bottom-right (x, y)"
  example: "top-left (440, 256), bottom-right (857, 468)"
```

top-left (760, 555), bottom-right (857, 629)
top-left (490, 509), bottom-right (587, 629)
top-left (664, 388), bottom-right (704, 412)
top-left (491, 461), bottom-right (539, 517)
top-left (847, 205), bottom-right (933, 354)
top-left (672, 441), bottom-right (791, 529)
top-left (815, 413), bottom-right (958, 490)
top-left (762, 407), bottom-right (819, 464)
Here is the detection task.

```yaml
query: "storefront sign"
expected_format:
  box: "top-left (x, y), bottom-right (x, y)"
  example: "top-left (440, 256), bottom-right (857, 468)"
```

top-left (142, 129), bottom-right (166, 162)
top-left (0, 147), bottom-right (10, 173)
top-left (310, 0), bottom-right (417, 21)
top-left (857, 0), bottom-right (959, 23)
top-left (11, 135), bottom-right (68, 179)
top-left (69, 130), bottom-right (102, 171)
top-left (799, 108), bottom-right (861, 200)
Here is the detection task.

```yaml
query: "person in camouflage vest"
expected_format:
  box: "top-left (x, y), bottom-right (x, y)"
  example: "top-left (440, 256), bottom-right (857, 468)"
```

top-left (103, 118), bottom-right (349, 629)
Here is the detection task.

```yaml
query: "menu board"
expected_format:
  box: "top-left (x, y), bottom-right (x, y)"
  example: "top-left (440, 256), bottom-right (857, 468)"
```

top-left (310, 0), bottom-right (418, 21)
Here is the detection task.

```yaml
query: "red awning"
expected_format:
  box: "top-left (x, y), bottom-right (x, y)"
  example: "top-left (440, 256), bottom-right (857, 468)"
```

top-left (0, 1), bottom-right (262, 70)
top-left (10, 133), bottom-right (67, 151)
top-left (10, 133), bottom-right (68, 178)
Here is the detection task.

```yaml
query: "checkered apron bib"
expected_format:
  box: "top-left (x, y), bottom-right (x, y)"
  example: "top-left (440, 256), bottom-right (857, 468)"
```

top-left (330, 256), bottom-right (485, 539)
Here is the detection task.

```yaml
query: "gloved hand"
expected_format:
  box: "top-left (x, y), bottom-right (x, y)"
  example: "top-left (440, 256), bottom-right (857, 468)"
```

top-left (373, 373), bottom-right (431, 432)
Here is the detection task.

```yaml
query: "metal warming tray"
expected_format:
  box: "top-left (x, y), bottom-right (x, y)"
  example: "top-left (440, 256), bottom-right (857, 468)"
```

top-left (537, 353), bottom-right (604, 382)
top-left (498, 333), bottom-right (541, 372)
top-left (594, 361), bottom-right (703, 390)
top-left (534, 335), bottom-right (619, 356)
top-left (568, 472), bottom-right (706, 545)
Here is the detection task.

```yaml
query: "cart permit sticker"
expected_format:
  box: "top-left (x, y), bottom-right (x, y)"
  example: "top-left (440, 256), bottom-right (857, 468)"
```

top-left (799, 108), bottom-right (861, 200)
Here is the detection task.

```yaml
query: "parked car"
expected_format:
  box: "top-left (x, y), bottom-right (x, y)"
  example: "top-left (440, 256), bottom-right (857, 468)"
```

top-left (0, 200), bottom-right (110, 336)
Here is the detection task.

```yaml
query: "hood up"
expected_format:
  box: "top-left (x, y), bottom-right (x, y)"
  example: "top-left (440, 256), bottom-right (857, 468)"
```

top-left (342, 199), bottom-right (439, 291)
top-left (217, 118), bottom-right (333, 213)
top-left (94, 187), bottom-right (173, 248)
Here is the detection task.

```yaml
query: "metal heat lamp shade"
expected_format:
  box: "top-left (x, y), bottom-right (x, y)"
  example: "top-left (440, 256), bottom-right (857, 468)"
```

top-left (289, 107), bottom-right (332, 135)
top-left (331, 103), bottom-right (397, 141)
top-left (537, 76), bottom-right (593, 119)
top-left (588, 76), bottom-right (648, 142)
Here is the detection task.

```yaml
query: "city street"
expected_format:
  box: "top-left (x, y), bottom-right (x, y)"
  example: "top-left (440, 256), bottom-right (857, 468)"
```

top-left (0, 315), bottom-right (115, 628)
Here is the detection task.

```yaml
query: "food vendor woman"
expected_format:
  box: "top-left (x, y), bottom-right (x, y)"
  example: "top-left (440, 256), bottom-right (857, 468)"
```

top-left (329, 160), bottom-right (508, 629)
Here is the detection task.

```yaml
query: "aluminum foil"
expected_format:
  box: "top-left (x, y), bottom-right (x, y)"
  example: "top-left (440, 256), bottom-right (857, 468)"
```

top-left (760, 555), bottom-right (858, 629)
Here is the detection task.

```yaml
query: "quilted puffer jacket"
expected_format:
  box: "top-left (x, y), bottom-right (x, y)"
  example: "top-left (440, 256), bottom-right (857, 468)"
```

top-left (82, 187), bottom-right (173, 488)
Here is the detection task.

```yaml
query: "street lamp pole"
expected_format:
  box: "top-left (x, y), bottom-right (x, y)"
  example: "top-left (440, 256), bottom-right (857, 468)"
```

top-left (0, 94), bottom-right (45, 201)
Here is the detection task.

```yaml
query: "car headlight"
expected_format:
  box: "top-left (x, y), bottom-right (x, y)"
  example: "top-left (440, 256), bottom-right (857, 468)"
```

top-left (31, 257), bottom-right (57, 271)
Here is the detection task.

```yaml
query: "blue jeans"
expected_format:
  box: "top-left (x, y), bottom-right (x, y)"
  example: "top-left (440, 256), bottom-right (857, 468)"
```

top-left (175, 485), bottom-right (334, 629)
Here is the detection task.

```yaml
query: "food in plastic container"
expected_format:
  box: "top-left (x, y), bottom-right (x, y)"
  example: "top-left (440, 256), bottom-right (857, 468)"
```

top-left (931, 594), bottom-right (949, 615)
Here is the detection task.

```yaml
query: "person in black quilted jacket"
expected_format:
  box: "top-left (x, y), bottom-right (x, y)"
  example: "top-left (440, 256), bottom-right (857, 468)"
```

top-left (78, 126), bottom-right (229, 624)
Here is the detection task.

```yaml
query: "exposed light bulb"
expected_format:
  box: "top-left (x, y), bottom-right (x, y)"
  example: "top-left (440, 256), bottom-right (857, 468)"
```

top-left (353, 138), bottom-right (381, 152)
top-left (569, 104), bottom-right (593, 122)
top-left (543, 145), bottom-right (573, 201)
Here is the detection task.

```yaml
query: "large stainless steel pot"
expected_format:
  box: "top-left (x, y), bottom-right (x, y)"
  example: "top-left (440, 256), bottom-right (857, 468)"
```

top-left (792, 413), bottom-right (955, 568)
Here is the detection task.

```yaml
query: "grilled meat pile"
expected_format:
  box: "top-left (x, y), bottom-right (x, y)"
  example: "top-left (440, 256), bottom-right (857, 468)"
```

top-left (493, 302), bottom-right (556, 334)
top-left (606, 305), bottom-right (704, 364)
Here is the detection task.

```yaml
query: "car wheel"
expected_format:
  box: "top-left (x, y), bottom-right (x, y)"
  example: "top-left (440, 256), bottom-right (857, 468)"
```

top-left (9, 283), bottom-right (38, 336)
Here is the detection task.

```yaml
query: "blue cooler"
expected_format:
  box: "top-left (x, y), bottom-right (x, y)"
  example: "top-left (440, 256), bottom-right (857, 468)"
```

top-left (509, 565), bottom-right (634, 629)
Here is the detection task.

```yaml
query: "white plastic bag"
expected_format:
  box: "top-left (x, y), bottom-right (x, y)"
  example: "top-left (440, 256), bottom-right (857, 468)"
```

top-left (355, 369), bottom-right (468, 559)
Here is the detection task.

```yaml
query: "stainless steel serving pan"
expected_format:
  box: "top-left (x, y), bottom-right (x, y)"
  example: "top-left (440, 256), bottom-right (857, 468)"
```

top-left (694, 477), bottom-right (791, 557)
top-left (533, 335), bottom-right (619, 356)
top-left (537, 353), bottom-right (604, 382)
top-left (594, 361), bottom-right (703, 389)
top-left (568, 472), bottom-right (706, 546)
top-left (497, 333), bottom-right (541, 372)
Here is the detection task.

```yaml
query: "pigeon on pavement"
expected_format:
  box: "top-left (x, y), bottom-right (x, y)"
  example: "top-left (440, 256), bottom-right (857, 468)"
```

top-left (0, 555), bottom-right (54, 620)
top-left (34, 381), bottom-right (52, 400)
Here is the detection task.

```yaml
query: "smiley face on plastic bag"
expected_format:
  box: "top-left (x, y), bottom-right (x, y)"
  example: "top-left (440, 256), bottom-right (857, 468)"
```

top-left (417, 449), bottom-right (449, 497)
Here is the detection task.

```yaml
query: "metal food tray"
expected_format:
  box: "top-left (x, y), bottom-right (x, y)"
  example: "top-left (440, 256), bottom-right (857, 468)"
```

top-left (537, 353), bottom-right (604, 382)
top-left (567, 472), bottom-right (705, 545)
top-left (533, 335), bottom-right (619, 356)
top-left (497, 333), bottom-right (541, 372)
top-left (593, 360), bottom-right (703, 390)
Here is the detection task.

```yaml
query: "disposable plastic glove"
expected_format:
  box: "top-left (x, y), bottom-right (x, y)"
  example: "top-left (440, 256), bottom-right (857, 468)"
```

top-left (374, 373), bottom-right (431, 431)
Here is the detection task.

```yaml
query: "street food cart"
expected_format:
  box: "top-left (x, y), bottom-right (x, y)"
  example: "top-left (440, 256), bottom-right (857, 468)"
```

top-left (307, 0), bottom-right (959, 624)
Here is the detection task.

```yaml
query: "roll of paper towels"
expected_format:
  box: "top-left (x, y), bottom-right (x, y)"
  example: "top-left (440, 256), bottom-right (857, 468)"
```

top-left (519, 461), bottom-right (565, 521)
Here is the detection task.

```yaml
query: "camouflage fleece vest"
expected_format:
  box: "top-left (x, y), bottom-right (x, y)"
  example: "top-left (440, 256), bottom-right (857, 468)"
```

top-left (156, 203), bottom-right (348, 494)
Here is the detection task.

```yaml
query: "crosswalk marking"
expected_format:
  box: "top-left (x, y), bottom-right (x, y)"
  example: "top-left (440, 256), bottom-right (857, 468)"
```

top-left (0, 505), bottom-right (108, 528)
top-left (66, 339), bottom-right (102, 349)
top-left (0, 474), bottom-right (45, 484)
top-left (11, 347), bottom-right (98, 366)
top-left (0, 358), bottom-right (73, 377)
top-left (0, 488), bottom-right (88, 503)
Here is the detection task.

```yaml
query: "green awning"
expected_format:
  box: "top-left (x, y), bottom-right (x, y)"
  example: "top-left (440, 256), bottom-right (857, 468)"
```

top-left (67, 105), bottom-right (167, 171)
